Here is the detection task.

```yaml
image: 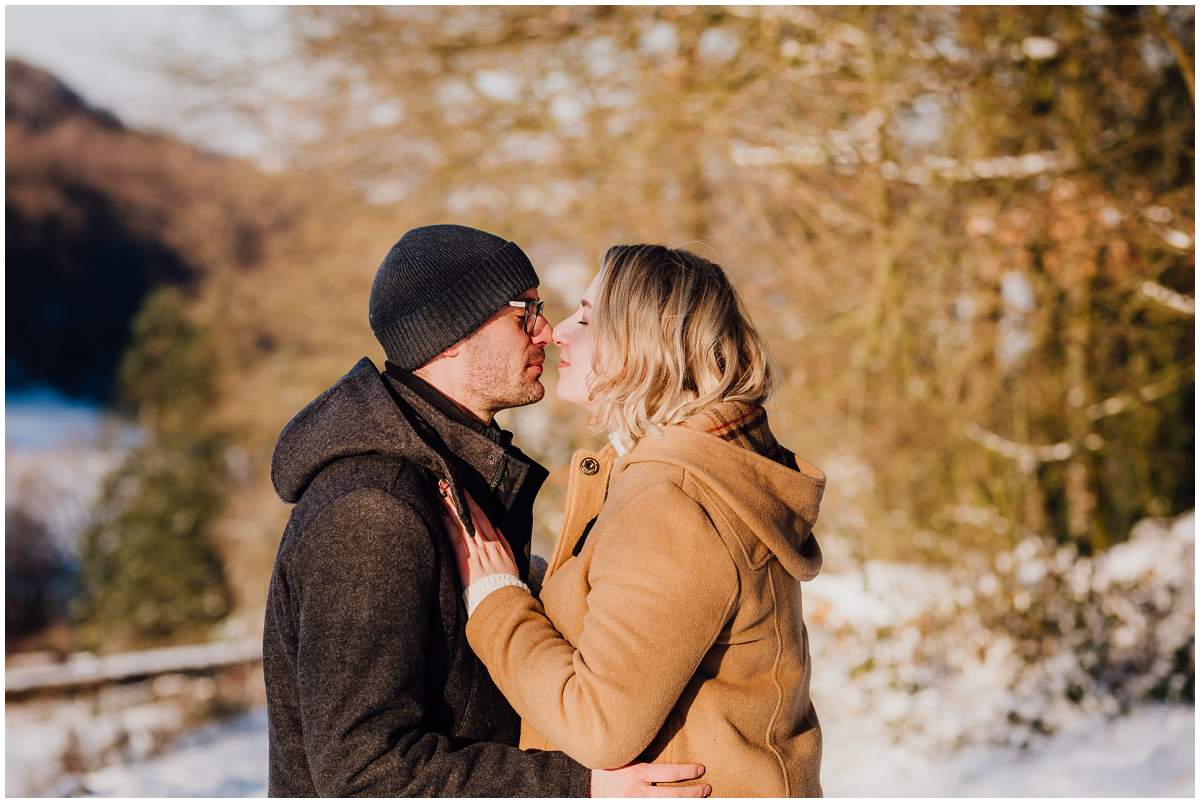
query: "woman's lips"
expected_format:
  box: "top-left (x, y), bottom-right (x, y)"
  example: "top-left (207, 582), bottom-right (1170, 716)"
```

top-left (559, 359), bottom-right (570, 368)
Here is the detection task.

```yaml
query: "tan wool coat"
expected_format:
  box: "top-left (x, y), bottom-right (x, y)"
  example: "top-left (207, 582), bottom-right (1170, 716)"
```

top-left (467, 404), bottom-right (827, 797)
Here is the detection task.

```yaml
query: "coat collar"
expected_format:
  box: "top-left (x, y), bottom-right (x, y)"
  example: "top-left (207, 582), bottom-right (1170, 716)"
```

top-left (380, 366), bottom-right (546, 515)
top-left (384, 361), bottom-right (513, 448)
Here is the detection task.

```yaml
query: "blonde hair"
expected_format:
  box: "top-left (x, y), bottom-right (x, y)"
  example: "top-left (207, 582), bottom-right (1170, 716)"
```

top-left (588, 244), bottom-right (776, 448)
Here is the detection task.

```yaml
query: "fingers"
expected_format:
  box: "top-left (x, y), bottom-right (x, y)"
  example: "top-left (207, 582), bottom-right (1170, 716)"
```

top-left (463, 490), bottom-right (497, 541)
top-left (479, 537), bottom-right (520, 575)
top-left (438, 482), bottom-right (482, 586)
top-left (439, 487), bottom-right (466, 531)
top-left (641, 765), bottom-right (706, 784)
top-left (498, 531), bottom-right (518, 565)
top-left (439, 497), bottom-right (475, 555)
top-left (439, 483), bottom-right (518, 577)
top-left (634, 764), bottom-right (709, 798)
top-left (463, 491), bottom-right (519, 564)
top-left (475, 538), bottom-right (515, 575)
top-left (461, 493), bottom-right (513, 560)
top-left (439, 481), bottom-right (473, 532)
top-left (643, 783), bottom-right (711, 798)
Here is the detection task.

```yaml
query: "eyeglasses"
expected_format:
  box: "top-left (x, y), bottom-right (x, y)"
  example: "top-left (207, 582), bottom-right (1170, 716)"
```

top-left (508, 299), bottom-right (546, 335)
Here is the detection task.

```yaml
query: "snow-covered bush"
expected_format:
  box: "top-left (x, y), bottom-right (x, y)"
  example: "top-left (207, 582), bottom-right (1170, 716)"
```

top-left (808, 511), bottom-right (1194, 752)
top-left (972, 512), bottom-right (1194, 720)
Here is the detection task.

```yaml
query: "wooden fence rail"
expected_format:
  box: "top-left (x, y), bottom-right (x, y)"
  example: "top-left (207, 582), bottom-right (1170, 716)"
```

top-left (5, 638), bottom-right (262, 696)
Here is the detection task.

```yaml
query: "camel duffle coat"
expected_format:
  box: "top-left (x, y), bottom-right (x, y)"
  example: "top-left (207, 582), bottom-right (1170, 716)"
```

top-left (467, 402), bottom-right (827, 797)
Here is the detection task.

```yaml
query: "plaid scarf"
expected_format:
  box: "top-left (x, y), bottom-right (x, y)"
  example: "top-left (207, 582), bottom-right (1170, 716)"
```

top-left (681, 400), bottom-right (798, 470)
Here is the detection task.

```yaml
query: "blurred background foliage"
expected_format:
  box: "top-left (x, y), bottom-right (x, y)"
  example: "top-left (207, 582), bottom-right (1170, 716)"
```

top-left (73, 288), bottom-right (233, 649)
top-left (5, 5), bottom-right (1194, 688)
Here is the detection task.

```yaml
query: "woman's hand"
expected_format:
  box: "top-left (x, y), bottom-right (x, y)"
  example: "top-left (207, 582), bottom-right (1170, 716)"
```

top-left (438, 480), bottom-right (519, 588)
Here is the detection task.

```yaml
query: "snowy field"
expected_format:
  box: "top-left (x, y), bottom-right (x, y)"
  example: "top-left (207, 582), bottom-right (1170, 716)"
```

top-left (823, 704), bottom-right (1194, 796)
top-left (76, 702), bottom-right (1194, 797)
top-left (82, 709), bottom-right (269, 797)
top-left (22, 512), bottom-right (1197, 797)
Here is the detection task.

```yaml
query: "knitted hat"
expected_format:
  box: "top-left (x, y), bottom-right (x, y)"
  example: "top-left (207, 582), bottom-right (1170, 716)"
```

top-left (369, 224), bottom-right (539, 370)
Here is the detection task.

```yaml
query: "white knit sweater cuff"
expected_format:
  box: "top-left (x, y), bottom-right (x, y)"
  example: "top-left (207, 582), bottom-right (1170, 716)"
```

top-left (463, 573), bottom-right (529, 617)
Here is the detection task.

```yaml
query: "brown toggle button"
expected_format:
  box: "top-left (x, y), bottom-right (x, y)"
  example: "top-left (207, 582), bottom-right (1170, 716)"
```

top-left (580, 457), bottom-right (600, 475)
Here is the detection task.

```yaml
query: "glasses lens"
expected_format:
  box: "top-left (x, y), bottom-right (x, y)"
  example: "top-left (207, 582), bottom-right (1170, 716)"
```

top-left (525, 300), bottom-right (544, 334)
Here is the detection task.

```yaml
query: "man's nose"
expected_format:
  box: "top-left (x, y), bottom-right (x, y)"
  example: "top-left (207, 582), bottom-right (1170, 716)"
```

top-left (531, 314), bottom-right (554, 344)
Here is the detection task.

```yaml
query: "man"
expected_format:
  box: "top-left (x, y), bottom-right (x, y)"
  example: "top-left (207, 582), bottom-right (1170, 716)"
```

top-left (263, 224), bottom-right (708, 796)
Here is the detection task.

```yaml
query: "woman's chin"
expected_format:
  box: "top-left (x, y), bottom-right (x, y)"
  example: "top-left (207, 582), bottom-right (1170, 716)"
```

top-left (554, 380), bottom-right (587, 409)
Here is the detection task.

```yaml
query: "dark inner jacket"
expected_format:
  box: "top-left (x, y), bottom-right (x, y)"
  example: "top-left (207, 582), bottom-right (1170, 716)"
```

top-left (264, 357), bottom-right (590, 796)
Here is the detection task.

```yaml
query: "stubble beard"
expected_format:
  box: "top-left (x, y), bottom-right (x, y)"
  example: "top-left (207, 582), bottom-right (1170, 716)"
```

top-left (462, 338), bottom-right (545, 418)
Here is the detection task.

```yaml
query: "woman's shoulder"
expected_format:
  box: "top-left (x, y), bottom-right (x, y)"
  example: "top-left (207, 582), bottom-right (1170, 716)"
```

top-left (612, 447), bottom-right (687, 484)
top-left (614, 428), bottom-right (710, 483)
top-left (594, 446), bottom-right (738, 571)
top-left (608, 449), bottom-right (706, 512)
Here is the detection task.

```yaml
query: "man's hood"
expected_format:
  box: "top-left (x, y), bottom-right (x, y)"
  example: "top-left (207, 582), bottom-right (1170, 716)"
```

top-left (623, 425), bottom-right (826, 582)
top-left (271, 357), bottom-right (448, 504)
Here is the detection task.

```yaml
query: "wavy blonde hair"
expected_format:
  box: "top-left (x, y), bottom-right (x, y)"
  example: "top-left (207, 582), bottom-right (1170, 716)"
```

top-left (588, 244), bottom-right (776, 448)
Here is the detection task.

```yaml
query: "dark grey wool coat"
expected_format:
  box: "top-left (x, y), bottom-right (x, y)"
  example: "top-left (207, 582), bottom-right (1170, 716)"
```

top-left (264, 357), bottom-right (590, 797)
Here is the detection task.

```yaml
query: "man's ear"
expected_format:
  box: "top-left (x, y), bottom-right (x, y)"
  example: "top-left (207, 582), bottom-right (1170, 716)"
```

top-left (424, 344), bottom-right (460, 363)
top-left (414, 345), bottom-right (460, 379)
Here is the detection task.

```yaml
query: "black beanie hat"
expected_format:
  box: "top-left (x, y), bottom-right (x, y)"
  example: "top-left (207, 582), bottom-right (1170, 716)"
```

top-left (369, 224), bottom-right (540, 370)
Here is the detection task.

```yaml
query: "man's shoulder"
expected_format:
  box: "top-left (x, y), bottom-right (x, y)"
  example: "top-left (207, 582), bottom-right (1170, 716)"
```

top-left (278, 452), bottom-right (440, 564)
top-left (308, 451), bottom-right (433, 500)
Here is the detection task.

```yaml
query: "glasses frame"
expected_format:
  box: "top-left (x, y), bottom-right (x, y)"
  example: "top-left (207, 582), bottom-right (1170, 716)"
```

top-left (508, 299), bottom-right (545, 335)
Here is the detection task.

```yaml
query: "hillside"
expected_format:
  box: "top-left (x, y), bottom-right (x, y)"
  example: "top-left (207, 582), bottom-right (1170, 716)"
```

top-left (5, 59), bottom-right (295, 649)
top-left (5, 58), bottom-right (273, 402)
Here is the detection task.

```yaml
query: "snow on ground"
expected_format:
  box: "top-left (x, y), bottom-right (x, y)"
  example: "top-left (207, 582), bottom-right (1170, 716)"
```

top-left (82, 708), bottom-right (268, 797)
top-left (72, 512), bottom-right (1195, 797)
top-left (822, 704), bottom-right (1195, 796)
top-left (77, 702), bottom-right (1194, 797)
top-left (813, 518), bottom-right (1191, 719)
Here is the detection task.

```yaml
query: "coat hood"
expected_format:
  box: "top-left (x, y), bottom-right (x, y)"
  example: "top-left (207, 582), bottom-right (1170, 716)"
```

top-left (622, 423), bottom-right (825, 581)
top-left (271, 357), bottom-right (451, 504)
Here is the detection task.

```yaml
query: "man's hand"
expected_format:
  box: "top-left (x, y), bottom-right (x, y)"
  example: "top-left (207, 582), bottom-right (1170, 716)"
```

top-left (591, 763), bottom-right (710, 798)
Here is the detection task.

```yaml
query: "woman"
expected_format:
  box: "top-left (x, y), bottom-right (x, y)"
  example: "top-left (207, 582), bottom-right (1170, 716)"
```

top-left (439, 244), bottom-right (827, 797)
